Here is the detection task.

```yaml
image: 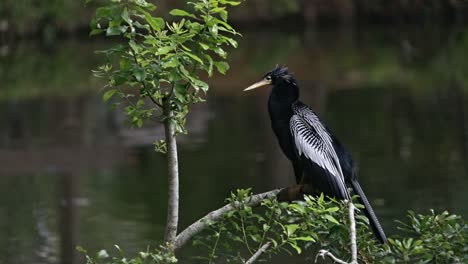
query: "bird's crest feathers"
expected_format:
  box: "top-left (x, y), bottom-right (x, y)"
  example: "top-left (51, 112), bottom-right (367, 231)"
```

top-left (265, 65), bottom-right (296, 85)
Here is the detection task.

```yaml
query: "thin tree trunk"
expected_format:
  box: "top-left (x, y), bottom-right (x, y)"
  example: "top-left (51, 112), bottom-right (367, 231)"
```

top-left (164, 106), bottom-right (179, 246)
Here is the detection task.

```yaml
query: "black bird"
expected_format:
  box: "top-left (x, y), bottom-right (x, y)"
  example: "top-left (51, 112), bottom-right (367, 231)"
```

top-left (244, 66), bottom-right (387, 244)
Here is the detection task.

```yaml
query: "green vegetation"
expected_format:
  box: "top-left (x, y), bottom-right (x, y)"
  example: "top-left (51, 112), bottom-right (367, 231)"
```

top-left (75, 1), bottom-right (468, 263)
top-left (80, 190), bottom-right (467, 263)
top-left (90, 0), bottom-right (238, 132)
top-left (2, 0), bottom-right (466, 37)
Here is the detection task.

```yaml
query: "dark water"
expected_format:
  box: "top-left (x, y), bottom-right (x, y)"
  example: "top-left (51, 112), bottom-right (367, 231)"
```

top-left (1, 25), bottom-right (468, 263)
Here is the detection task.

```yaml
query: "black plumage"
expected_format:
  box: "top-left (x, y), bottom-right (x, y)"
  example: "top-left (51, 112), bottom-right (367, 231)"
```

top-left (244, 66), bottom-right (387, 244)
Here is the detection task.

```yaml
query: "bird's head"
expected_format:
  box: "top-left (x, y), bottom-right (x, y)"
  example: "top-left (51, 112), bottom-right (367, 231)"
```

top-left (243, 65), bottom-right (296, 92)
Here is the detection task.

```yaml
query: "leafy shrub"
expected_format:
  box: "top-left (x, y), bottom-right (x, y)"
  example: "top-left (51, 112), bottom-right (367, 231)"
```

top-left (80, 189), bottom-right (467, 263)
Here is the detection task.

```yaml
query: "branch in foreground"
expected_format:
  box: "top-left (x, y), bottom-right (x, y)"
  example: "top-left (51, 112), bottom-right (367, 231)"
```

top-left (315, 202), bottom-right (358, 264)
top-left (173, 189), bottom-right (282, 250)
top-left (245, 242), bottom-right (271, 264)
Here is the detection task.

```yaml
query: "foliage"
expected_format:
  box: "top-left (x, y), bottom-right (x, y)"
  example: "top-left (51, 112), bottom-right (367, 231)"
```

top-left (387, 210), bottom-right (468, 263)
top-left (90, 0), bottom-right (240, 148)
top-left (193, 189), bottom-right (374, 263)
top-left (77, 244), bottom-right (177, 264)
top-left (80, 188), bottom-right (467, 263)
top-left (192, 189), bottom-right (467, 263)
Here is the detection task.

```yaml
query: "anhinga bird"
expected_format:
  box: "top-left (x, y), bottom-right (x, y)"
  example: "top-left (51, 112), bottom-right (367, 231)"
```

top-left (244, 66), bottom-right (387, 244)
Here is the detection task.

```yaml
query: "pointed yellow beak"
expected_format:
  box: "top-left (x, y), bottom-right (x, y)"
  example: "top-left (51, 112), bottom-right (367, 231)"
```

top-left (243, 79), bottom-right (271, 92)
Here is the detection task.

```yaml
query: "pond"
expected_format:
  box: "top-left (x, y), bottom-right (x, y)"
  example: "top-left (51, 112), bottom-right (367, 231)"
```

top-left (1, 24), bottom-right (468, 263)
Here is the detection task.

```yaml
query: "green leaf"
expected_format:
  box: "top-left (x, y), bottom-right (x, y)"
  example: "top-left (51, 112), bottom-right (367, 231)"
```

top-left (169, 9), bottom-right (196, 18)
top-left (191, 79), bottom-right (209, 92)
top-left (324, 214), bottom-right (340, 225)
top-left (136, 7), bottom-right (164, 32)
top-left (136, 118), bottom-right (143, 127)
top-left (147, 16), bottom-right (165, 31)
top-left (210, 24), bottom-right (218, 36)
top-left (163, 57), bottom-right (179, 68)
top-left (288, 242), bottom-right (302, 254)
top-left (214, 61), bottom-right (229, 74)
top-left (133, 0), bottom-right (156, 11)
top-left (183, 51), bottom-right (204, 65)
top-left (220, 10), bottom-right (228, 21)
top-left (96, 7), bottom-right (112, 19)
top-left (133, 68), bottom-right (146, 81)
top-left (326, 206), bottom-right (340, 212)
top-left (286, 224), bottom-right (299, 236)
top-left (205, 55), bottom-right (214, 76)
top-left (219, 0), bottom-right (241, 6)
top-left (174, 84), bottom-right (187, 103)
top-left (199, 42), bottom-right (209, 50)
top-left (121, 7), bottom-right (132, 25)
top-left (156, 46), bottom-right (172, 55)
top-left (103, 89), bottom-right (117, 102)
top-left (128, 40), bottom-right (140, 53)
top-left (89, 29), bottom-right (104, 36)
top-left (106, 26), bottom-right (124, 36)
top-left (292, 236), bottom-right (316, 242)
top-left (214, 47), bottom-right (226, 58)
top-left (75, 246), bottom-right (87, 254)
top-left (224, 37), bottom-right (238, 47)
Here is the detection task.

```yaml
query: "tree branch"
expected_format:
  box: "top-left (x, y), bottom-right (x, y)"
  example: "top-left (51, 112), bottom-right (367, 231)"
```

top-left (163, 105), bottom-right (180, 246)
top-left (129, 50), bottom-right (163, 108)
top-left (349, 202), bottom-right (357, 262)
top-left (173, 189), bottom-right (282, 250)
top-left (315, 249), bottom-right (350, 264)
top-left (315, 202), bottom-right (358, 264)
top-left (245, 242), bottom-right (271, 264)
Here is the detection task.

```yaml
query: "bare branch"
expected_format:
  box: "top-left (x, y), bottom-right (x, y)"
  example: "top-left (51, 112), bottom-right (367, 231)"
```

top-left (315, 202), bottom-right (358, 264)
top-left (173, 189), bottom-right (282, 250)
top-left (245, 242), bottom-right (271, 264)
top-left (315, 250), bottom-right (349, 264)
top-left (349, 202), bottom-right (357, 263)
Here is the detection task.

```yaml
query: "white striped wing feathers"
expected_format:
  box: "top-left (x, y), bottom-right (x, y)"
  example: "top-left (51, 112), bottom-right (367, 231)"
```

top-left (290, 104), bottom-right (348, 198)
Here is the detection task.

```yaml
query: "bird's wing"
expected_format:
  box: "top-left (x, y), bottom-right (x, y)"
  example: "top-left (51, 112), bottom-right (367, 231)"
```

top-left (290, 103), bottom-right (349, 199)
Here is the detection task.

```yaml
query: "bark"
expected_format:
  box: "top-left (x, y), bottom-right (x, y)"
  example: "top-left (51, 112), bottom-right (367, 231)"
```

top-left (163, 106), bottom-right (179, 246)
top-left (245, 242), bottom-right (271, 264)
top-left (315, 202), bottom-right (358, 264)
top-left (173, 189), bottom-right (281, 250)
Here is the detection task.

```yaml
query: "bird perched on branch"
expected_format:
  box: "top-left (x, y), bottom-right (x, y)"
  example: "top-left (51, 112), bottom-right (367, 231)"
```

top-left (244, 66), bottom-right (387, 244)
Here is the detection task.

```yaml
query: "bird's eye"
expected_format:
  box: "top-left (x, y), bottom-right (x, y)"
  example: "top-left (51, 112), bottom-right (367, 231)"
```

top-left (266, 76), bottom-right (272, 81)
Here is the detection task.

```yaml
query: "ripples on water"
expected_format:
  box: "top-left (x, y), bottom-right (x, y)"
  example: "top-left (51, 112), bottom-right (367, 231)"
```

top-left (1, 25), bottom-right (467, 263)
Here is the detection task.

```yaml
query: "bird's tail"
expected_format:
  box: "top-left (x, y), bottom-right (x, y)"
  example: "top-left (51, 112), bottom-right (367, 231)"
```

top-left (350, 180), bottom-right (387, 244)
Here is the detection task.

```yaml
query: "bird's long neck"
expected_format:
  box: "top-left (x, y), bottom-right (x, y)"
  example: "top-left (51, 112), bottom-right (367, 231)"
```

top-left (268, 82), bottom-right (299, 122)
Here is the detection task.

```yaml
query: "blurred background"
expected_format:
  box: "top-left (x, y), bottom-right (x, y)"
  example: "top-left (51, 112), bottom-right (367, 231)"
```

top-left (1, 1), bottom-right (468, 263)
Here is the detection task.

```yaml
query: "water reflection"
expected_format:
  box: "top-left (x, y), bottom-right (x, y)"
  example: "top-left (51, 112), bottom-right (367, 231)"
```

top-left (1, 26), bottom-right (468, 264)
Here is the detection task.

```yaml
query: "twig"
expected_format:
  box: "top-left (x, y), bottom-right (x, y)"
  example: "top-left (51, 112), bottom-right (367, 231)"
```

top-left (129, 50), bottom-right (163, 108)
top-left (241, 214), bottom-right (254, 255)
top-left (315, 250), bottom-right (349, 264)
top-left (257, 210), bottom-right (273, 251)
top-left (173, 189), bottom-right (281, 250)
top-left (208, 227), bottom-right (222, 264)
top-left (315, 202), bottom-right (358, 264)
top-left (245, 242), bottom-right (271, 264)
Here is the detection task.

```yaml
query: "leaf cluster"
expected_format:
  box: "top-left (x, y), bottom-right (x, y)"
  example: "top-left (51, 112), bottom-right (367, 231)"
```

top-left (193, 190), bottom-right (366, 263)
top-left (385, 210), bottom-right (468, 263)
top-left (80, 189), bottom-right (467, 263)
top-left (77, 244), bottom-right (177, 264)
top-left (89, 0), bottom-right (240, 144)
top-left (193, 189), bottom-right (467, 263)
